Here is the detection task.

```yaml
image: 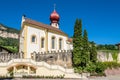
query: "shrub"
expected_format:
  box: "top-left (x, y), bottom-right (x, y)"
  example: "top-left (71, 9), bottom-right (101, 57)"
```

top-left (103, 61), bottom-right (120, 69)
top-left (95, 62), bottom-right (107, 74)
top-left (74, 66), bottom-right (82, 73)
top-left (85, 62), bottom-right (96, 73)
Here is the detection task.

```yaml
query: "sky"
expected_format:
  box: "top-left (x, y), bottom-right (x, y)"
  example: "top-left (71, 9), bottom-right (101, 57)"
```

top-left (0, 0), bottom-right (120, 44)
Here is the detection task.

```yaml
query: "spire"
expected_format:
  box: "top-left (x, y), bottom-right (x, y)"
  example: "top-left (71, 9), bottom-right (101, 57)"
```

top-left (50, 4), bottom-right (60, 28)
top-left (54, 4), bottom-right (56, 11)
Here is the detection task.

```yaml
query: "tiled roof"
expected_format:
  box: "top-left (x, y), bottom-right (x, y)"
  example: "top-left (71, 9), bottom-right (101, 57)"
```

top-left (67, 38), bottom-right (73, 43)
top-left (23, 18), bottom-right (67, 36)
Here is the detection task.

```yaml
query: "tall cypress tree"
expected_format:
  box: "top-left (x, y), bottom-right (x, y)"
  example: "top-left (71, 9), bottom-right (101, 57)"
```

top-left (81, 29), bottom-right (89, 67)
top-left (90, 41), bottom-right (97, 63)
top-left (73, 19), bottom-right (83, 67)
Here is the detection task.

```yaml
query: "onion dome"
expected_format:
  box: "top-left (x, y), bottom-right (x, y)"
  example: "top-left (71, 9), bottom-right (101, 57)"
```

top-left (50, 10), bottom-right (60, 23)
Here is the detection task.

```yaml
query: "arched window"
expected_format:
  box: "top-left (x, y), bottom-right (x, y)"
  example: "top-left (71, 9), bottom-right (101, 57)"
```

top-left (31, 35), bottom-right (36, 43)
top-left (41, 38), bottom-right (44, 48)
top-left (52, 37), bottom-right (55, 49)
top-left (59, 38), bottom-right (62, 50)
top-left (31, 53), bottom-right (34, 60)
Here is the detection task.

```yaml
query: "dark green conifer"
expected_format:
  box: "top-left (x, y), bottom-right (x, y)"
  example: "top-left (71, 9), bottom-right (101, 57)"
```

top-left (73, 19), bottom-right (83, 67)
top-left (90, 41), bottom-right (97, 63)
top-left (81, 29), bottom-right (89, 67)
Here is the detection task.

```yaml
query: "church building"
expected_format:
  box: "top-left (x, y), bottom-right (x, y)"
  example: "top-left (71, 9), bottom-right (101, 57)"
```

top-left (0, 8), bottom-right (82, 79)
top-left (19, 9), bottom-right (73, 59)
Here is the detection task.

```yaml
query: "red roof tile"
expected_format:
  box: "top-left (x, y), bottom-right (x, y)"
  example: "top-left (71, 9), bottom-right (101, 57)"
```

top-left (67, 38), bottom-right (73, 43)
top-left (23, 18), bottom-right (67, 36)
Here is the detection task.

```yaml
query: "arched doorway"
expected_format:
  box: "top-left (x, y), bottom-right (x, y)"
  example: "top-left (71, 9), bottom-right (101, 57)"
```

top-left (7, 64), bottom-right (37, 77)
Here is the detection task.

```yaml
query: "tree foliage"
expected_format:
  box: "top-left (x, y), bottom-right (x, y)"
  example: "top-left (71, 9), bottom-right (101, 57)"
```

top-left (0, 37), bottom-right (19, 52)
top-left (81, 29), bottom-right (89, 67)
top-left (73, 19), bottom-right (83, 67)
top-left (72, 18), bottom-right (119, 76)
top-left (96, 44), bottom-right (118, 50)
top-left (90, 41), bottom-right (97, 63)
top-left (73, 18), bottom-right (99, 74)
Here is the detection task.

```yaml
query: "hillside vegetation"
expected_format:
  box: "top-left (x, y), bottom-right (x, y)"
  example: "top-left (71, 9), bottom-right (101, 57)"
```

top-left (0, 23), bottom-right (19, 53)
top-left (0, 23), bottom-right (19, 34)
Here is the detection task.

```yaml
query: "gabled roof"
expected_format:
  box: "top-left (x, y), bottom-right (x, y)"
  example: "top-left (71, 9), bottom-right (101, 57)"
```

top-left (67, 38), bottom-right (73, 43)
top-left (23, 18), bottom-right (68, 36)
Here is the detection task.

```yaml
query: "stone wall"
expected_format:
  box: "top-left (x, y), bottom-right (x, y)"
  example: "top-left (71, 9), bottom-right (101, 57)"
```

top-left (0, 50), bottom-right (72, 68)
top-left (97, 51), bottom-right (120, 62)
top-left (32, 50), bottom-right (73, 68)
top-left (0, 52), bottom-right (22, 62)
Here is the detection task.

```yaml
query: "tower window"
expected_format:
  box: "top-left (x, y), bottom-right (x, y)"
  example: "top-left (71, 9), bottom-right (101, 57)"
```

top-left (31, 35), bottom-right (36, 43)
top-left (52, 37), bottom-right (55, 49)
top-left (41, 38), bottom-right (44, 48)
top-left (59, 38), bottom-right (62, 50)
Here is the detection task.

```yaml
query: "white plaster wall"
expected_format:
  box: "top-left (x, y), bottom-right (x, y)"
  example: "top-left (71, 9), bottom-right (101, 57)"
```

top-left (48, 32), bottom-right (68, 51)
top-left (26, 25), bottom-right (71, 58)
top-left (0, 59), bottom-right (81, 78)
top-left (36, 66), bottom-right (81, 78)
top-left (27, 26), bottom-right (46, 58)
top-left (0, 67), bottom-right (7, 76)
top-left (19, 29), bottom-right (24, 53)
top-left (68, 44), bottom-right (73, 50)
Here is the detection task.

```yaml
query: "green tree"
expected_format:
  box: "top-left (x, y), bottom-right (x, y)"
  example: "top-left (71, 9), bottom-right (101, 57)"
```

top-left (81, 29), bottom-right (89, 67)
top-left (73, 19), bottom-right (83, 67)
top-left (90, 41), bottom-right (97, 63)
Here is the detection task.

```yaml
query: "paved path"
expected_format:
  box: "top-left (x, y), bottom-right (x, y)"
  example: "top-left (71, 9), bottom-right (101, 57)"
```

top-left (1, 75), bottom-right (120, 80)
top-left (89, 75), bottom-right (120, 80)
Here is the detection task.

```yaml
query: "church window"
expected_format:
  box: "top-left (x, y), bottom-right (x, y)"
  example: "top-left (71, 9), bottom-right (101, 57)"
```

top-left (41, 38), bottom-right (44, 48)
top-left (31, 35), bottom-right (36, 43)
top-left (52, 37), bottom-right (55, 49)
top-left (59, 38), bottom-right (62, 50)
top-left (31, 53), bottom-right (34, 59)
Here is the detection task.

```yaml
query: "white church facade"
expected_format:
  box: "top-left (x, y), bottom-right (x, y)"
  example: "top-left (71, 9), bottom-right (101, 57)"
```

top-left (19, 9), bottom-right (73, 59)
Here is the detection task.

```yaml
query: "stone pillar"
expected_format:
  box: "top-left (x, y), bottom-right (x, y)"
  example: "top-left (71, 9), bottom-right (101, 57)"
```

top-left (13, 66), bottom-right (16, 76)
top-left (27, 66), bottom-right (30, 75)
top-left (34, 52), bottom-right (36, 61)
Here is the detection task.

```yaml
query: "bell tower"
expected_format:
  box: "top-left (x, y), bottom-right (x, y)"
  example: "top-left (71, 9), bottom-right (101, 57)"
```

top-left (50, 5), bottom-right (60, 28)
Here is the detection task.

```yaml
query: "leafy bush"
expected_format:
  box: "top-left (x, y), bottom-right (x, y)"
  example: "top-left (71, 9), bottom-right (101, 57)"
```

top-left (85, 62), bottom-right (96, 73)
top-left (2, 46), bottom-right (18, 53)
top-left (112, 52), bottom-right (118, 62)
top-left (74, 66), bottom-right (82, 73)
top-left (103, 61), bottom-right (120, 69)
top-left (0, 36), bottom-right (19, 53)
top-left (95, 62), bottom-right (107, 74)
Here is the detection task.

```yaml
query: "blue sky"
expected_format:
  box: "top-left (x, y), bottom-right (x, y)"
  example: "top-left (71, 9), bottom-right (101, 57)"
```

top-left (0, 0), bottom-right (120, 44)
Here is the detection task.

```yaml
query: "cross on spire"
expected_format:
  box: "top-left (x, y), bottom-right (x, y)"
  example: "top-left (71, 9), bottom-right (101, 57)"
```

top-left (54, 4), bottom-right (56, 11)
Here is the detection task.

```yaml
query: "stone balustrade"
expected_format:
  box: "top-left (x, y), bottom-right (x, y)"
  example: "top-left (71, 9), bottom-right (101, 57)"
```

top-left (0, 58), bottom-right (74, 73)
